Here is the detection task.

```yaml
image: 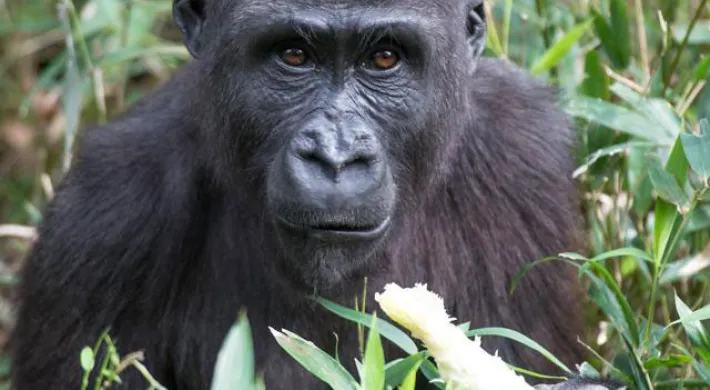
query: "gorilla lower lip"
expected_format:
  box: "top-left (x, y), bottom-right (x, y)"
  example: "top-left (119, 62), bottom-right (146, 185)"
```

top-left (277, 216), bottom-right (391, 241)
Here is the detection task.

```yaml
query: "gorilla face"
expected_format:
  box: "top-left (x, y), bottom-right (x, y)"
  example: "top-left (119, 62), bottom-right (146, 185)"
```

top-left (174, 0), bottom-right (487, 290)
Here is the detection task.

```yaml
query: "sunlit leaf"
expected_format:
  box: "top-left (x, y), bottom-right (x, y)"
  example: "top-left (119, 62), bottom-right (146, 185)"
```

top-left (271, 328), bottom-right (358, 390)
top-left (80, 347), bottom-right (95, 372)
top-left (670, 293), bottom-right (710, 367)
top-left (566, 97), bottom-right (675, 144)
top-left (315, 298), bottom-right (418, 355)
top-left (210, 311), bottom-right (258, 390)
top-left (530, 18), bottom-right (594, 75)
top-left (384, 352), bottom-right (427, 388)
top-left (466, 327), bottom-right (571, 374)
top-left (361, 316), bottom-right (385, 390)
top-left (588, 247), bottom-right (653, 264)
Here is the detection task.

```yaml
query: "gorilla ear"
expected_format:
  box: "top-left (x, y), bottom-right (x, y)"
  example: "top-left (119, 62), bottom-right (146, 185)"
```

top-left (466, 1), bottom-right (487, 61)
top-left (173, 0), bottom-right (207, 58)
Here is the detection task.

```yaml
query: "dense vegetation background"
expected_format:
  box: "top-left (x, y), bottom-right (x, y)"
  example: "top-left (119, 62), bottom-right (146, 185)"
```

top-left (0, 0), bottom-right (708, 389)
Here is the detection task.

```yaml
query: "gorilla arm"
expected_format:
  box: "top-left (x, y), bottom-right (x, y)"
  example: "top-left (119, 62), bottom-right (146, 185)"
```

top-left (9, 124), bottom-right (191, 389)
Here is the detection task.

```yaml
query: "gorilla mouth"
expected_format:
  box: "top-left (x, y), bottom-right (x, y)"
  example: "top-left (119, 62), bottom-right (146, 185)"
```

top-left (276, 216), bottom-right (391, 242)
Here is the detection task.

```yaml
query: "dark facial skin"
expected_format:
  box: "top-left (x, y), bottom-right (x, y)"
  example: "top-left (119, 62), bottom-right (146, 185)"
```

top-left (9, 1), bottom-right (618, 389)
top-left (177, 1), bottom-right (480, 291)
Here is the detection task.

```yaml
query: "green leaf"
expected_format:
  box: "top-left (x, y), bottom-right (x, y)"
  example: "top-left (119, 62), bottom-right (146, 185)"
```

top-left (588, 247), bottom-right (653, 264)
top-left (688, 205), bottom-right (710, 233)
top-left (585, 262), bottom-right (640, 347)
top-left (59, 2), bottom-right (84, 172)
top-left (465, 327), bottom-right (571, 374)
top-left (384, 352), bottom-right (427, 388)
top-left (670, 293), bottom-right (710, 367)
top-left (653, 138), bottom-right (689, 263)
top-left (581, 50), bottom-right (610, 99)
top-left (649, 159), bottom-right (690, 207)
top-left (610, 83), bottom-right (682, 139)
top-left (565, 96), bottom-right (675, 145)
top-left (608, 0), bottom-right (630, 68)
top-left (643, 354), bottom-right (693, 370)
top-left (621, 337), bottom-right (652, 390)
top-left (361, 316), bottom-right (385, 390)
top-left (315, 298), bottom-right (418, 354)
top-left (271, 328), bottom-right (358, 390)
top-left (510, 255), bottom-right (574, 295)
top-left (418, 360), bottom-right (445, 390)
top-left (693, 359), bottom-right (710, 383)
top-left (530, 19), bottom-right (594, 75)
top-left (680, 119), bottom-right (710, 180)
top-left (573, 142), bottom-right (653, 178)
top-left (696, 56), bottom-right (710, 81)
top-left (584, 266), bottom-right (635, 347)
top-left (559, 252), bottom-right (589, 261)
top-left (671, 302), bottom-right (710, 327)
top-left (80, 347), bottom-right (95, 372)
top-left (210, 311), bottom-right (257, 390)
top-left (591, 8), bottom-right (625, 69)
top-left (398, 363), bottom-right (420, 390)
top-left (577, 362), bottom-right (601, 379)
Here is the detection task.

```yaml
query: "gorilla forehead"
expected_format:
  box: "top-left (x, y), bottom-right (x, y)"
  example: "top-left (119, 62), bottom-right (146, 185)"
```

top-left (220, 0), bottom-right (462, 24)
top-left (213, 0), bottom-right (462, 52)
top-left (234, 0), bottom-right (459, 10)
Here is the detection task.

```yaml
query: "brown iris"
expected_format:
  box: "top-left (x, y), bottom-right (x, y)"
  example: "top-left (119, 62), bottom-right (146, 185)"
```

top-left (281, 48), bottom-right (307, 67)
top-left (372, 50), bottom-right (399, 70)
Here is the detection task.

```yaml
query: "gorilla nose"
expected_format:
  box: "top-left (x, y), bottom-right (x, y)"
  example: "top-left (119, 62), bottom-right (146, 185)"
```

top-left (296, 146), bottom-right (377, 180)
top-left (283, 129), bottom-right (389, 210)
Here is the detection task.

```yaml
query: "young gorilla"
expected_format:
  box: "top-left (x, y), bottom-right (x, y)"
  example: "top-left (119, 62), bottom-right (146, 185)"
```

top-left (10, 0), bottom-right (617, 389)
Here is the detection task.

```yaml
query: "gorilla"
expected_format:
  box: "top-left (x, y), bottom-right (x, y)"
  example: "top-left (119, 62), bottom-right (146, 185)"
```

top-left (9, 0), bottom-right (614, 389)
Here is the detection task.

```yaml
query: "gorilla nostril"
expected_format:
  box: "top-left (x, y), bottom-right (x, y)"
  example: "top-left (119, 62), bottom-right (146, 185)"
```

top-left (297, 147), bottom-right (375, 178)
top-left (348, 156), bottom-right (371, 168)
top-left (300, 151), bottom-right (322, 164)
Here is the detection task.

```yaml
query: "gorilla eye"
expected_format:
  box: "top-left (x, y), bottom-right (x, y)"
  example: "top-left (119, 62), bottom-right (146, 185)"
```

top-left (280, 48), bottom-right (308, 67)
top-left (371, 50), bottom-right (399, 70)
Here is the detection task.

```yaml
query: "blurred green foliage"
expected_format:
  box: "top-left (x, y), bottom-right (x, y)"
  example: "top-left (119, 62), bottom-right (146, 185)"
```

top-left (0, 0), bottom-right (710, 389)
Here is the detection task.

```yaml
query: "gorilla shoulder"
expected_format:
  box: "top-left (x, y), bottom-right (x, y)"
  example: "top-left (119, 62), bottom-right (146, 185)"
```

top-left (467, 57), bottom-right (575, 173)
top-left (471, 57), bottom-right (564, 113)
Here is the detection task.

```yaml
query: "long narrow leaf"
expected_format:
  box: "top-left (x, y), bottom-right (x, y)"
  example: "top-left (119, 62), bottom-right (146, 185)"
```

top-left (210, 312), bottom-right (257, 390)
top-left (361, 316), bottom-right (385, 390)
top-left (271, 328), bottom-right (358, 390)
top-left (315, 298), bottom-right (418, 354)
top-left (530, 19), bottom-right (594, 75)
top-left (465, 327), bottom-right (571, 374)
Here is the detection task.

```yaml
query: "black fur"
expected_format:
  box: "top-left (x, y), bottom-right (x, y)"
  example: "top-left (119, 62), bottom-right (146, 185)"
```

top-left (10, 1), bottom-right (602, 389)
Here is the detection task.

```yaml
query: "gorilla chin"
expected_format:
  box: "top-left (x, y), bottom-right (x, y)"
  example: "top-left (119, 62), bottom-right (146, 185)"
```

top-left (273, 214), bottom-right (393, 291)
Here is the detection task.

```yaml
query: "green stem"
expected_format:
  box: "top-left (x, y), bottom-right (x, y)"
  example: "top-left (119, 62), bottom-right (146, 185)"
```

top-left (534, 0), bottom-right (552, 50)
top-left (663, 0), bottom-right (708, 92)
top-left (116, 0), bottom-right (134, 112)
